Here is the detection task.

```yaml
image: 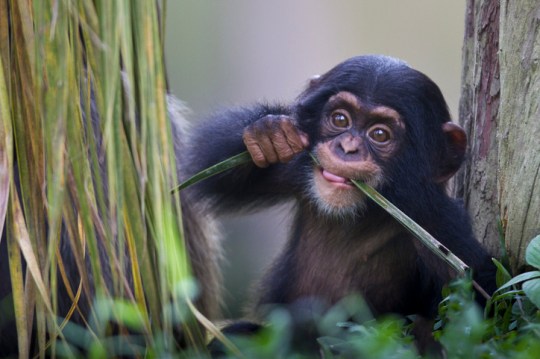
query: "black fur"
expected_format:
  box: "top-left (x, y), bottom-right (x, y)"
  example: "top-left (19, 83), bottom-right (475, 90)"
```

top-left (189, 55), bottom-right (496, 351)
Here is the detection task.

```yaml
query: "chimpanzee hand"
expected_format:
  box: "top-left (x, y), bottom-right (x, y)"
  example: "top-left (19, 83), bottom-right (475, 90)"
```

top-left (243, 115), bottom-right (309, 168)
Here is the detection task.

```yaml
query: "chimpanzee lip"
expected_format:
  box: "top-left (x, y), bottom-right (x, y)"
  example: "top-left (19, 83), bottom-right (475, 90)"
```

top-left (319, 168), bottom-right (354, 187)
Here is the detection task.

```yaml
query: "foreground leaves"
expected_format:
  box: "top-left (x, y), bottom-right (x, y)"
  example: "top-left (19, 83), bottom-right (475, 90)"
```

top-left (178, 151), bottom-right (540, 358)
top-left (1, 1), bottom-right (206, 356)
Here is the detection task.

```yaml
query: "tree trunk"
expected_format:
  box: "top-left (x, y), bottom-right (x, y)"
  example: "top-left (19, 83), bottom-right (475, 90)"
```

top-left (454, 0), bottom-right (501, 256)
top-left (499, 0), bottom-right (540, 272)
top-left (456, 0), bottom-right (540, 273)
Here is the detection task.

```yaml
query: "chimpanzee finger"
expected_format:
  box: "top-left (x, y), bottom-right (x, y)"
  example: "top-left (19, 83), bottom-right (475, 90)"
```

top-left (257, 128), bottom-right (280, 164)
top-left (243, 135), bottom-right (269, 167)
top-left (268, 125), bottom-right (296, 163)
top-left (280, 118), bottom-right (309, 152)
top-left (243, 126), bottom-right (279, 167)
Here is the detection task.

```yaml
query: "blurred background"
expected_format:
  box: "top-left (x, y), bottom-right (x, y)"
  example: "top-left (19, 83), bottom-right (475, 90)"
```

top-left (165, 0), bottom-right (466, 318)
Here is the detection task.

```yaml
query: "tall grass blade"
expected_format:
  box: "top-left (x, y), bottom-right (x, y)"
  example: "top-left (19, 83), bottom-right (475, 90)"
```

top-left (0, 48), bottom-right (11, 235)
top-left (3, 0), bottom-right (211, 355)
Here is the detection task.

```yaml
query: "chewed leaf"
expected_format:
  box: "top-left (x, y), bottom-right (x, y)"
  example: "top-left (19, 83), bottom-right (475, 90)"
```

top-left (350, 179), bottom-right (469, 276)
top-left (309, 152), bottom-right (320, 165)
top-left (172, 151), bottom-right (252, 192)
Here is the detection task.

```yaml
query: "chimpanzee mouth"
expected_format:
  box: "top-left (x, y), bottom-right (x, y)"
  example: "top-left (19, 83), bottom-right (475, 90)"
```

top-left (318, 167), bottom-right (355, 188)
top-left (310, 166), bottom-right (367, 216)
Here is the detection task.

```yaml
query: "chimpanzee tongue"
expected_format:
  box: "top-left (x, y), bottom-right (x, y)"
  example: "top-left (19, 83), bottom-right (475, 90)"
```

top-left (322, 169), bottom-right (347, 183)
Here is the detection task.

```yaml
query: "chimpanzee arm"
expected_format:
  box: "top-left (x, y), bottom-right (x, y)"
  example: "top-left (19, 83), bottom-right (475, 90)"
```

top-left (183, 103), bottom-right (309, 212)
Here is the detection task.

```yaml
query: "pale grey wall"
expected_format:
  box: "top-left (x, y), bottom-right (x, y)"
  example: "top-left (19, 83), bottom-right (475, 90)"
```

top-left (165, 0), bottom-right (466, 317)
top-left (166, 0), bottom-right (465, 117)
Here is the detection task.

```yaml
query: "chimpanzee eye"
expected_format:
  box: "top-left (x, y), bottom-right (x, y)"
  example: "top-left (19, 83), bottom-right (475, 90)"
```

top-left (331, 111), bottom-right (350, 128)
top-left (368, 127), bottom-right (391, 143)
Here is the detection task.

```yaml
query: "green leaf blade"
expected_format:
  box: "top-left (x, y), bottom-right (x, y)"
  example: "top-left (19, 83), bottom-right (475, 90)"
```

top-left (350, 179), bottom-right (469, 276)
top-left (172, 151), bottom-right (252, 192)
top-left (495, 271), bottom-right (540, 292)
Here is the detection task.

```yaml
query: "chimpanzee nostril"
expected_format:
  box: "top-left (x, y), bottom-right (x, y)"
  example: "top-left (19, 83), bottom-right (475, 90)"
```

top-left (339, 135), bottom-right (361, 154)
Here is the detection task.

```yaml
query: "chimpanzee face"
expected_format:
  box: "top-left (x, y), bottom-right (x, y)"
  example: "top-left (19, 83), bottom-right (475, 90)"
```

top-left (309, 91), bottom-right (405, 216)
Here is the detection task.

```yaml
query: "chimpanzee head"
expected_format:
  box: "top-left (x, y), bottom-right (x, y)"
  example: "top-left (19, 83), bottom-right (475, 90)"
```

top-left (295, 55), bottom-right (466, 216)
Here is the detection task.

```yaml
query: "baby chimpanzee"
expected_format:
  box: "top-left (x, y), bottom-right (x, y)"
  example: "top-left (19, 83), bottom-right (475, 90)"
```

top-left (188, 55), bottom-right (495, 353)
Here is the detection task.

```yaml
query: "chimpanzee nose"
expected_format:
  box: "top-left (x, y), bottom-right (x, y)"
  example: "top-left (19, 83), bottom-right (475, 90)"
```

top-left (339, 134), bottom-right (360, 154)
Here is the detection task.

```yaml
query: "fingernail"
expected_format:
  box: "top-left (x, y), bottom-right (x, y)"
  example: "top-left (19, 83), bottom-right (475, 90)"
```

top-left (300, 134), bottom-right (309, 147)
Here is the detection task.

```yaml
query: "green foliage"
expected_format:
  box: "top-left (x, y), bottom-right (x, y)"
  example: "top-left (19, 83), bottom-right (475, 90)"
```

top-left (210, 238), bottom-right (540, 359)
top-left (317, 319), bottom-right (418, 359)
top-left (435, 278), bottom-right (490, 358)
top-left (435, 236), bottom-right (540, 359)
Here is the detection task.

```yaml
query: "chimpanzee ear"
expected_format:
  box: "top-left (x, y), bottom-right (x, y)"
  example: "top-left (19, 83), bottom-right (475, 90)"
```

top-left (309, 74), bottom-right (321, 87)
top-left (436, 122), bottom-right (467, 183)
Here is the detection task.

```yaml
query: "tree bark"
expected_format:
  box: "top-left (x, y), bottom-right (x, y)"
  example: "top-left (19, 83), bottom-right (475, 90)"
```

top-left (498, 0), bottom-right (540, 272)
top-left (455, 0), bottom-right (501, 256)
top-left (456, 0), bottom-right (540, 272)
